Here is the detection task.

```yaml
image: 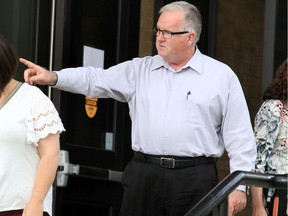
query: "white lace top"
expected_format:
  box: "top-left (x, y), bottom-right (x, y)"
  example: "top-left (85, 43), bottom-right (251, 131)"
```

top-left (0, 83), bottom-right (65, 215)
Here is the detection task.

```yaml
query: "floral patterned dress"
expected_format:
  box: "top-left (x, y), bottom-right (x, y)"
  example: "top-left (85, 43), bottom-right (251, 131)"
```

top-left (254, 99), bottom-right (288, 174)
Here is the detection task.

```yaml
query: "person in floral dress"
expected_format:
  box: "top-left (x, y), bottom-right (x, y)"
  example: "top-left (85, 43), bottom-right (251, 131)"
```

top-left (251, 59), bottom-right (288, 216)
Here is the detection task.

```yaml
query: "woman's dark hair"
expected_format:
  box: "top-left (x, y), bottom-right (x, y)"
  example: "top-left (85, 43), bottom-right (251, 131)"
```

top-left (263, 59), bottom-right (287, 102)
top-left (0, 34), bottom-right (18, 95)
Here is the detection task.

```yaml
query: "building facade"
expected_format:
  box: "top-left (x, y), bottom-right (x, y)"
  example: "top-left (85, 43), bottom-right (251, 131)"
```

top-left (0, 0), bottom-right (286, 215)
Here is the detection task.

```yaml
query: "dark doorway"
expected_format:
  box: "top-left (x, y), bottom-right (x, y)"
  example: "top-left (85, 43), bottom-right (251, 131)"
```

top-left (53, 0), bottom-right (140, 215)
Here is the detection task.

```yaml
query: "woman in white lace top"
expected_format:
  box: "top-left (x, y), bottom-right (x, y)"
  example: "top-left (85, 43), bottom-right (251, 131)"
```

top-left (0, 34), bottom-right (65, 216)
top-left (251, 59), bottom-right (288, 216)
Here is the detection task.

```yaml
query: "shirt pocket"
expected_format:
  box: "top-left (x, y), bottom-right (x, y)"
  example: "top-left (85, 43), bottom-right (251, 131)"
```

top-left (185, 97), bottom-right (208, 126)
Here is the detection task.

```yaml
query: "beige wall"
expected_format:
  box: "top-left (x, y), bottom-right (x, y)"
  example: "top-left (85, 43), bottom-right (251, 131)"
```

top-left (138, 0), bottom-right (266, 215)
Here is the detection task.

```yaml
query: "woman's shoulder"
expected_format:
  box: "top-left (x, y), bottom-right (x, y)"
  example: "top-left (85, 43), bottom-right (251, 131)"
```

top-left (20, 83), bottom-right (48, 97)
top-left (258, 99), bottom-right (283, 118)
top-left (18, 83), bottom-right (52, 107)
top-left (261, 99), bottom-right (284, 109)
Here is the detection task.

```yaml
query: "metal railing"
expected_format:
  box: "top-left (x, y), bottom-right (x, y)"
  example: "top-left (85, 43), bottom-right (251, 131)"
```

top-left (184, 171), bottom-right (287, 216)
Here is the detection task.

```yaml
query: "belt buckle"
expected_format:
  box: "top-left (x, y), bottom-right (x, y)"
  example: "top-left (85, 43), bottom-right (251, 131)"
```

top-left (160, 157), bottom-right (175, 168)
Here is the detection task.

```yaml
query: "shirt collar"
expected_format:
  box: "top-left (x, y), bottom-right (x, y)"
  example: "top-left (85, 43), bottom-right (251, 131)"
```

top-left (182, 47), bottom-right (203, 75)
top-left (151, 46), bottom-right (203, 75)
top-left (151, 55), bottom-right (165, 71)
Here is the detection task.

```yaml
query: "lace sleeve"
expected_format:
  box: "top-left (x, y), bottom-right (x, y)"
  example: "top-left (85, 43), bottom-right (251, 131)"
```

top-left (26, 94), bottom-right (65, 145)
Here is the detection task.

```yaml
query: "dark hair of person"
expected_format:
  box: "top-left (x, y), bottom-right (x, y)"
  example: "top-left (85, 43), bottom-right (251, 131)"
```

top-left (0, 34), bottom-right (18, 96)
top-left (262, 59), bottom-right (287, 103)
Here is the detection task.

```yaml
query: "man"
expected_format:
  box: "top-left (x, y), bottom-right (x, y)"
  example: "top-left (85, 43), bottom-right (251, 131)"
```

top-left (20, 1), bottom-right (256, 215)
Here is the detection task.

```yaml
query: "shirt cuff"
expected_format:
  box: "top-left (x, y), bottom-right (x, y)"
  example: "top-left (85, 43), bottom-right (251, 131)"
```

top-left (236, 185), bottom-right (246, 192)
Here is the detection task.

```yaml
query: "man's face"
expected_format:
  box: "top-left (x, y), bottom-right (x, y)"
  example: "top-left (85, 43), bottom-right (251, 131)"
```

top-left (155, 10), bottom-right (191, 65)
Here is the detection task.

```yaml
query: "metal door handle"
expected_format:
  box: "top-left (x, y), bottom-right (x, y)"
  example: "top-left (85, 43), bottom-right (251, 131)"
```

top-left (57, 150), bottom-right (80, 187)
top-left (57, 150), bottom-right (123, 187)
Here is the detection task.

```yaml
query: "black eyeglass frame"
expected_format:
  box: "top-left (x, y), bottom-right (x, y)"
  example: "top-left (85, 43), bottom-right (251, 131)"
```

top-left (153, 27), bottom-right (189, 39)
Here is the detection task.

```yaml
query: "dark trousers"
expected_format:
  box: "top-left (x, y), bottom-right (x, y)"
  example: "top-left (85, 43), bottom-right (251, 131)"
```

top-left (120, 157), bottom-right (218, 216)
top-left (265, 188), bottom-right (288, 216)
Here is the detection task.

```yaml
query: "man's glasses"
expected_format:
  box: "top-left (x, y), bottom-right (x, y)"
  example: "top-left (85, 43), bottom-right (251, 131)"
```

top-left (153, 27), bottom-right (189, 39)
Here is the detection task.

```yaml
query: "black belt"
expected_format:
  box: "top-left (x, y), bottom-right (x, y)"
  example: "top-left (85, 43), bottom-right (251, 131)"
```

top-left (134, 151), bottom-right (217, 169)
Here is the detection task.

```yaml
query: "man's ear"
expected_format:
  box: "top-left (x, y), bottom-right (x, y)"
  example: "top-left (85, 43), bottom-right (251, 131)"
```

top-left (187, 32), bottom-right (196, 46)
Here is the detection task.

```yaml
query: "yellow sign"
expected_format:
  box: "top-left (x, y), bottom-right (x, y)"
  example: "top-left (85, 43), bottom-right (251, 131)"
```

top-left (85, 97), bottom-right (98, 118)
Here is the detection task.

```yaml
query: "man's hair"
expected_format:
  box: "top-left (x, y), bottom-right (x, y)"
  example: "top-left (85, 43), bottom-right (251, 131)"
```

top-left (159, 1), bottom-right (202, 44)
top-left (0, 34), bottom-right (18, 95)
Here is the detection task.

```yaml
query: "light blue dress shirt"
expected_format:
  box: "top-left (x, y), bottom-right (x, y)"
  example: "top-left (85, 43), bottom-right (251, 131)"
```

top-left (55, 48), bottom-right (256, 176)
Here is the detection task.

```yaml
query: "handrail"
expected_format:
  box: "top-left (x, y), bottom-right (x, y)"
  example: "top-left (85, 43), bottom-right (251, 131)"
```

top-left (184, 171), bottom-right (287, 216)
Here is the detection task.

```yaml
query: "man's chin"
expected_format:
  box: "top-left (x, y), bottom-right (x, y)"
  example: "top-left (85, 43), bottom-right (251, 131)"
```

top-left (157, 51), bottom-right (167, 58)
